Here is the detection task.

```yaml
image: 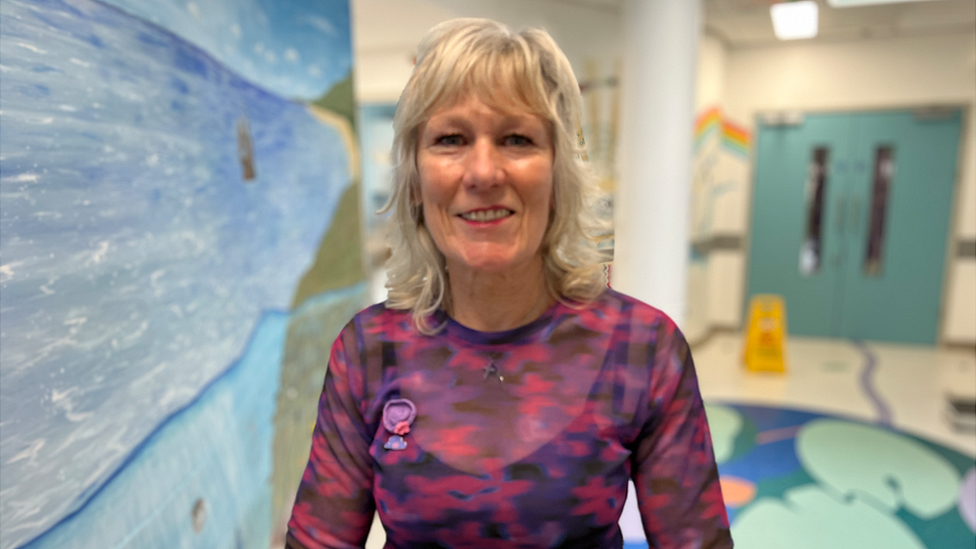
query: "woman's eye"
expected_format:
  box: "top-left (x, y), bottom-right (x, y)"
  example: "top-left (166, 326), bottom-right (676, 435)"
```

top-left (435, 134), bottom-right (463, 146)
top-left (504, 135), bottom-right (531, 146)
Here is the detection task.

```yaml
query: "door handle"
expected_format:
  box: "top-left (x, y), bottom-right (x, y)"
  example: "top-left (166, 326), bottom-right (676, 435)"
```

top-left (835, 194), bottom-right (847, 235)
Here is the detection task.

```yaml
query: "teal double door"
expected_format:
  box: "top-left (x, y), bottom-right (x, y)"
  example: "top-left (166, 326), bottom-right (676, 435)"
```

top-left (746, 109), bottom-right (962, 345)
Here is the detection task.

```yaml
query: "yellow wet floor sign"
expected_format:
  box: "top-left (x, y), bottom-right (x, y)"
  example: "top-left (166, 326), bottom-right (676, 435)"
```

top-left (743, 294), bottom-right (788, 373)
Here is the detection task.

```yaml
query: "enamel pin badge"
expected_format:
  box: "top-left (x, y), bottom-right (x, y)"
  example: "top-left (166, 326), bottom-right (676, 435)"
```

top-left (382, 398), bottom-right (416, 451)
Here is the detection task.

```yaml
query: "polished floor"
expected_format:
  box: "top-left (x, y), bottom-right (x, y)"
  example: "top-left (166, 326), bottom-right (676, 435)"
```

top-left (695, 333), bottom-right (976, 458)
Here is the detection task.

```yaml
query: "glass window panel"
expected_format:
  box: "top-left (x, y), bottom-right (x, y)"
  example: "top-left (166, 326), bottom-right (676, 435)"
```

top-left (864, 146), bottom-right (894, 276)
top-left (799, 147), bottom-right (829, 275)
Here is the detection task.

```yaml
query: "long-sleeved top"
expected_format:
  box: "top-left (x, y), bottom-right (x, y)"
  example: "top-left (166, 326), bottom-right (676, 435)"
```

top-left (287, 289), bottom-right (732, 549)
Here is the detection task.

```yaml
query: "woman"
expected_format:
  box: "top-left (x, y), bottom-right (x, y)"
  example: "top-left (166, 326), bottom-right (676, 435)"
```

top-left (287, 18), bottom-right (731, 549)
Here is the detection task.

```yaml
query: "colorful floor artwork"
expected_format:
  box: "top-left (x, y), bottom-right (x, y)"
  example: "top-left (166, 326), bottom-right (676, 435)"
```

top-left (706, 403), bottom-right (976, 549)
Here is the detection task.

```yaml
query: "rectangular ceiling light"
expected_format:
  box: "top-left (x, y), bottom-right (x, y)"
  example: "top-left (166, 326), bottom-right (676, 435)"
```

top-left (771, 1), bottom-right (819, 40)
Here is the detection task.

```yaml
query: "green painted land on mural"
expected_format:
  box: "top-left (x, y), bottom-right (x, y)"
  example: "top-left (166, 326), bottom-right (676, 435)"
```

top-left (273, 70), bottom-right (369, 535)
top-left (312, 71), bottom-right (356, 132)
top-left (274, 69), bottom-right (368, 530)
top-left (272, 286), bottom-right (367, 533)
top-left (290, 69), bottom-right (365, 310)
top-left (291, 181), bottom-right (365, 309)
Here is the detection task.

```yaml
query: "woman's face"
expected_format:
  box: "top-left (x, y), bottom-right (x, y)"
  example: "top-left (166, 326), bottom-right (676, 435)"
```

top-left (417, 95), bottom-right (554, 278)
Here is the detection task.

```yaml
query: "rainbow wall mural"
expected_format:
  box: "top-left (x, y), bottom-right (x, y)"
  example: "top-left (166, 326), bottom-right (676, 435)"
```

top-left (694, 106), bottom-right (751, 159)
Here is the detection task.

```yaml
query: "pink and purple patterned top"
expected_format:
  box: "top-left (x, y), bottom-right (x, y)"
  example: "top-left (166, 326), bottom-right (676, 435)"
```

top-left (287, 289), bottom-right (732, 549)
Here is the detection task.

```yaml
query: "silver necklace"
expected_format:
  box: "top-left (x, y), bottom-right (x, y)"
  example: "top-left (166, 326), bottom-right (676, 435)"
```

top-left (483, 361), bottom-right (504, 382)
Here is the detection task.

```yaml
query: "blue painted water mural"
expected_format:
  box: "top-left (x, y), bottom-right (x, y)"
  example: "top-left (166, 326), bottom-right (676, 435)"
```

top-left (94, 0), bottom-right (352, 100)
top-left (18, 284), bottom-right (366, 549)
top-left (21, 310), bottom-right (288, 549)
top-left (0, 0), bottom-right (352, 546)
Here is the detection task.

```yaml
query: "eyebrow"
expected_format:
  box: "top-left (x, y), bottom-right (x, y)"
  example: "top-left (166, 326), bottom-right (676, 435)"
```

top-left (426, 113), bottom-right (543, 134)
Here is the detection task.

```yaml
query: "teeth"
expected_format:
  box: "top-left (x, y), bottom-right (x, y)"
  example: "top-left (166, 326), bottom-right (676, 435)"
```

top-left (460, 209), bottom-right (512, 222)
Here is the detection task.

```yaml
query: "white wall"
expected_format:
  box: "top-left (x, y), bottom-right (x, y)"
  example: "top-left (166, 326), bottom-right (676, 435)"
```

top-left (722, 31), bottom-right (976, 344)
top-left (725, 33), bottom-right (976, 120)
top-left (352, 0), bottom-right (621, 105)
top-left (945, 108), bottom-right (976, 343)
top-left (696, 34), bottom-right (727, 111)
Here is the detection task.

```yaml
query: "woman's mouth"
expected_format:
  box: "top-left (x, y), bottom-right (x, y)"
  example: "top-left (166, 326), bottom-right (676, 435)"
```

top-left (458, 208), bottom-right (513, 222)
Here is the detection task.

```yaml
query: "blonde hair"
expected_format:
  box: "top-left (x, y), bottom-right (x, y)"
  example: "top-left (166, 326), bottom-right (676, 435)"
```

top-left (382, 18), bottom-right (607, 333)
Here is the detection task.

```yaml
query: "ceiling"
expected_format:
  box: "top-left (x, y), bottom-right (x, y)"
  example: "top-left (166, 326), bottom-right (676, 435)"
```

top-left (556, 0), bottom-right (976, 48)
top-left (706, 0), bottom-right (976, 47)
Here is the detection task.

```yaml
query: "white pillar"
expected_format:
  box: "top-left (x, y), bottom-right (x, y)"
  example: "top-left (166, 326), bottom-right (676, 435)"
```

top-left (612, 0), bottom-right (701, 326)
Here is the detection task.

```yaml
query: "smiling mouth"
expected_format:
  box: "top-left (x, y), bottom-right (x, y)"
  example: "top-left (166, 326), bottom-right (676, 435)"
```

top-left (458, 208), bottom-right (513, 222)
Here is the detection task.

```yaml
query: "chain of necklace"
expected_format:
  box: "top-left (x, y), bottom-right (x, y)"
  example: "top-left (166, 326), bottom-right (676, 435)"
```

top-left (481, 291), bottom-right (551, 382)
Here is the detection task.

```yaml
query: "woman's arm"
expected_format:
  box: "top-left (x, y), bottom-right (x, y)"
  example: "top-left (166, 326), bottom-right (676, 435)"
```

top-left (286, 328), bottom-right (376, 549)
top-left (631, 321), bottom-right (733, 549)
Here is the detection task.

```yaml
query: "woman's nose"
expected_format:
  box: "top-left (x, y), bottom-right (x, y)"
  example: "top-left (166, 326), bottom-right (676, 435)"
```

top-left (463, 138), bottom-right (503, 188)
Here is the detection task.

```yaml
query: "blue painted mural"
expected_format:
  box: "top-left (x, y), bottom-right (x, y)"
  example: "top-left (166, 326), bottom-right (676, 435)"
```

top-left (0, 0), bottom-right (364, 547)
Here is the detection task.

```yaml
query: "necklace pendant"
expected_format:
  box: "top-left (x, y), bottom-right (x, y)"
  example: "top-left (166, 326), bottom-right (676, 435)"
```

top-left (483, 361), bottom-right (501, 381)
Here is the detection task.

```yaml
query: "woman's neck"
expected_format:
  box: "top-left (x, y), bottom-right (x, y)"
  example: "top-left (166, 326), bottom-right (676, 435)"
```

top-left (446, 257), bottom-right (553, 332)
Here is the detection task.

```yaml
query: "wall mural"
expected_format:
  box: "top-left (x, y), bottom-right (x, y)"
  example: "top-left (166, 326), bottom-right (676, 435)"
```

top-left (0, 0), bottom-right (365, 547)
top-left (690, 106), bottom-right (751, 247)
top-left (685, 106), bottom-right (751, 338)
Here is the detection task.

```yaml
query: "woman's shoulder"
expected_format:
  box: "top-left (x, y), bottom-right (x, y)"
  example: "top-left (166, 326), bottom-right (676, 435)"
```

top-left (352, 300), bottom-right (401, 322)
top-left (339, 300), bottom-right (417, 343)
top-left (577, 288), bottom-right (689, 353)
top-left (591, 288), bottom-right (681, 329)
